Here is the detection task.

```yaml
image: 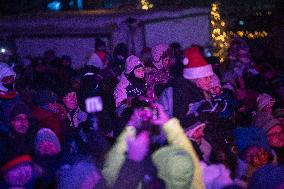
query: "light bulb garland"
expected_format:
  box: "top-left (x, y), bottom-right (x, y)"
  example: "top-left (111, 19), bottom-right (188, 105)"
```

top-left (210, 2), bottom-right (269, 62)
top-left (210, 2), bottom-right (229, 62)
top-left (140, 0), bottom-right (153, 10)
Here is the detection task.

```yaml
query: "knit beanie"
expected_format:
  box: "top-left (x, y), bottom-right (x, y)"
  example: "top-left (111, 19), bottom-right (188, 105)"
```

top-left (57, 159), bottom-right (100, 189)
top-left (35, 128), bottom-right (61, 153)
top-left (248, 164), bottom-right (284, 189)
top-left (200, 162), bottom-right (233, 189)
top-left (113, 43), bottom-right (128, 58)
top-left (257, 93), bottom-right (275, 111)
top-left (95, 38), bottom-right (106, 51)
top-left (0, 62), bottom-right (16, 92)
top-left (1, 154), bottom-right (32, 173)
top-left (9, 103), bottom-right (30, 122)
top-left (125, 55), bottom-right (143, 74)
top-left (233, 127), bottom-right (271, 155)
top-left (151, 44), bottom-right (169, 69)
top-left (251, 112), bottom-right (281, 133)
top-left (152, 146), bottom-right (194, 189)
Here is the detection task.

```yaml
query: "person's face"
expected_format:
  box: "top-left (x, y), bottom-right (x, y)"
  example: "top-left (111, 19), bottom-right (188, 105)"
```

top-left (80, 171), bottom-right (101, 189)
top-left (62, 59), bottom-right (71, 67)
top-left (4, 164), bottom-right (33, 186)
top-left (63, 92), bottom-right (78, 110)
top-left (243, 146), bottom-right (270, 168)
top-left (191, 126), bottom-right (205, 140)
top-left (209, 86), bottom-right (221, 96)
top-left (37, 141), bottom-right (60, 155)
top-left (11, 114), bottom-right (29, 134)
top-left (267, 125), bottom-right (284, 148)
top-left (196, 76), bottom-right (213, 91)
top-left (134, 67), bottom-right (145, 79)
top-left (238, 52), bottom-right (250, 64)
top-left (2, 75), bottom-right (15, 85)
top-left (162, 57), bottom-right (171, 68)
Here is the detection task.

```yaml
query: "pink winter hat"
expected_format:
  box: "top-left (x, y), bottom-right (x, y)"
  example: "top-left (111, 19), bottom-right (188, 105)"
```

top-left (125, 55), bottom-right (143, 74)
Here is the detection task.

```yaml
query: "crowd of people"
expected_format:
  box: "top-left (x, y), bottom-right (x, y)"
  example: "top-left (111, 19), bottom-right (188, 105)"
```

top-left (0, 37), bottom-right (284, 189)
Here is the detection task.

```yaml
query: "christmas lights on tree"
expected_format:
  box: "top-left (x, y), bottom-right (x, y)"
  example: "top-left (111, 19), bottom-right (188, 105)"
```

top-left (210, 2), bottom-right (269, 62)
top-left (210, 2), bottom-right (228, 62)
top-left (140, 0), bottom-right (153, 10)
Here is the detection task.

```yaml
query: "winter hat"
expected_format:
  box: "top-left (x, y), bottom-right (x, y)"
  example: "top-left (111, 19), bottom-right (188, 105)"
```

top-left (56, 85), bottom-right (76, 99)
top-left (183, 47), bottom-right (214, 80)
top-left (233, 127), bottom-right (271, 155)
top-left (257, 93), bottom-right (275, 111)
top-left (252, 112), bottom-right (281, 133)
top-left (113, 43), bottom-right (128, 58)
top-left (151, 44), bottom-right (169, 69)
top-left (34, 90), bottom-right (58, 106)
top-left (57, 158), bottom-right (100, 189)
top-left (209, 74), bottom-right (221, 89)
top-left (0, 62), bottom-right (16, 92)
top-left (9, 103), bottom-right (30, 122)
top-left (35, 128), bottom-right (61, 153)
top-left (1, 154), bottom-right (32, 173)
top-left (95, 38), bottom-right (106, 51)
top-left (152, 146), bottom-right (194, 189)
top-left (248, 164), bottom-right (284, 189)
top-left (200, 162), bottom-right (233, 189)
top-left (125, 55), bottom-right (143, 74)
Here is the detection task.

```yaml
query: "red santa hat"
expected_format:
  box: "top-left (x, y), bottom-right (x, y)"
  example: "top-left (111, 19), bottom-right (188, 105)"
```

top-left (183, 47), bottom-right (214, 80)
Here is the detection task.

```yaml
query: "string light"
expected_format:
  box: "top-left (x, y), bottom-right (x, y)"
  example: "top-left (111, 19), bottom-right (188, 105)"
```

top-left (210, 2), bottom-right (269, 62)
top-left (210, 2), bottom-right (229, 62)
top-left (140, 0), bottom-right (153, 10)
top-left (229, 30), bottom-right (268, 39)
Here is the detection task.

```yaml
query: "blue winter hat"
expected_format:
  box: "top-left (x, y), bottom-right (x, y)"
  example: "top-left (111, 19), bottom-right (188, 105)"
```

top-left (233, 127), bottom-right (271, 155)
top-left (248, 164), bottom-right (284, 189)
top-left (57, 158), bottom-right (101, 189)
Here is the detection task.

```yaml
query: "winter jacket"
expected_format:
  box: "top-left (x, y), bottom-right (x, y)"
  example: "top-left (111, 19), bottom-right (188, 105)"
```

top-left (114, 74), bottom-right (148, 107)
top-left (31, 106), bottom-right (63, 140)
top-left (159, 77), bottom-right (225, 128)
top-left (102, 118), bottom-right (205, 189)
top-left (65, 107), bottom-right (88, 128)
top-left (212, 89), bottom-right (239, 120)
top-left (0, 94), bottom-right (23, 127)
top-left (62, 115), bottom-right (111, 168)
top-left (114, 74), bottom-right (130, 107)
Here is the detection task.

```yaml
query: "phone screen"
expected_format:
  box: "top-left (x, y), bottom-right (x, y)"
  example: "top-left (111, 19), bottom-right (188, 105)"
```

top-left (85, 96), bottom-right (103, 113)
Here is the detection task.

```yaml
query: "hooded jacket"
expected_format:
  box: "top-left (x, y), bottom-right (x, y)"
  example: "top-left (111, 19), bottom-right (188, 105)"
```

top-left (102, 118), bottom-right (205, 189)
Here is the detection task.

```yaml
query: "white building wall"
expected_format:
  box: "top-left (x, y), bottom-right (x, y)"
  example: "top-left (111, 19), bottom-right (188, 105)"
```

top-left (0, 8), bottom-right (210, 69)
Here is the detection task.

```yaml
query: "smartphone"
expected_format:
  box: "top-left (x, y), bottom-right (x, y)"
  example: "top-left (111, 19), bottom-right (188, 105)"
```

top-left (85, 96), bottom-right (103, 113)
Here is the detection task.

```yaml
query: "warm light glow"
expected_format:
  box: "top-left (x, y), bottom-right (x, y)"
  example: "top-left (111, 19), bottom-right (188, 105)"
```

top-left (140, 0), bottom-right (153, 10)
top-left (210, 2), bottom-right (229, 63)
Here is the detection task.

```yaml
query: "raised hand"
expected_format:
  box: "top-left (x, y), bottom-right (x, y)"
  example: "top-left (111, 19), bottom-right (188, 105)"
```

top-left (127, 131), bottom-right (150, 162)
top-left (150, 103), bottom-right (169, 126)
